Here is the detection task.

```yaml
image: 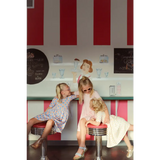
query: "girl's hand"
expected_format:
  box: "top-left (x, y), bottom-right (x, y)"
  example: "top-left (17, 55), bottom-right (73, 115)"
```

top-left (90, 118), bottom-right (96, 121)
top-left (85, 119), bottom-right (100, 127)
top-left (85, 121), bottom-right (89, 127)
top-left (85, 120), bottom-right (91, 127)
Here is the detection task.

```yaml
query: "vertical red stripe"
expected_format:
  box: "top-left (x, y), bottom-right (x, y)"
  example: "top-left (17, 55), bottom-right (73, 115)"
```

top-left (44, 101), bottom-right (61, 140)
top-left (24, 8), bottom-right (27, 45)
top-left (27, 0), bottom-right (44, 45)
top-left (94, 0), bottom-right (110, 45)
top-left (111, 101), bottom-right (116, 115)
top-left (24, 101), bottom-right (28, 123)
top-left (117, 100), bottom-right (128, 138)
top-left (44, 100), bottom-right (51, 112)
top-left (127, 0), bottom-right (133, 45)
top-left (60, 0), bottom-right (77, 45)
top-left (77, 101), bottom-right (94, 141)
top-left (117, 101), bottom-right (128, 121)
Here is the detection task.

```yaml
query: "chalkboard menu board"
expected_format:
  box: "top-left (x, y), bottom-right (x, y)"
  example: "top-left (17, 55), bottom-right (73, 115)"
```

top-left (27, 48), bottom-right (49, 84)
top-left (114, 48), bottom-right (133, 73)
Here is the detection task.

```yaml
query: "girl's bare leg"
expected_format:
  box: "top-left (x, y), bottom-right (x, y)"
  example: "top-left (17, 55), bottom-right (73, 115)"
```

top-left (31, 119), bottom-right (54, 149)
top-left (124, 124), bottom-right (134, 149)
top-left (128, 124), bottom-right (133, 131)
top-left (41, 119), bottom-right (54, 139)
top-left (123, 134), bottom-right (133, 150)
top-left (74, 118), bottom-right (87, 158)
top-left (77, 131), bottom-right (81, 146)
top-left (79, 118), bottom-right (87, 147)
top-left (27, 118), bottom-right (43, 136)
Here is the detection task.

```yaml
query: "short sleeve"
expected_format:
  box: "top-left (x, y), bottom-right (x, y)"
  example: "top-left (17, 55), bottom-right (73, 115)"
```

top-left (93, 90), bottom-right (101, 99)
top-left (49, 97), bottom-right (57, 108)
top-left (96, 111), bottom-right (102, 123)
top-left (68, 94), bottom-right (77, 101)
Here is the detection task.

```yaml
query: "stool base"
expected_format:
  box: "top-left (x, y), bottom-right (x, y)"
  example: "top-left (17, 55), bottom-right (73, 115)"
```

top-left (40, 156), bottom-right (49, 160)
top-left (94, 157), bottom-right (103, 160)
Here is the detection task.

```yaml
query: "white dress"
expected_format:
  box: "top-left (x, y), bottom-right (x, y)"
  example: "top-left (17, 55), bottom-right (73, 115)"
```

top-left (96, 111), bottom-right (130, 148)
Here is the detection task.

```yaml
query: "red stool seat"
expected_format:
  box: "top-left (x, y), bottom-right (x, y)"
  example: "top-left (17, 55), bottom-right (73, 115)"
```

top-left (32, 122), bottom-right (47, 128)
top-left (87, 123), bottom-right (107, 129)
top-left (31, 121), bottom-right (55, 135)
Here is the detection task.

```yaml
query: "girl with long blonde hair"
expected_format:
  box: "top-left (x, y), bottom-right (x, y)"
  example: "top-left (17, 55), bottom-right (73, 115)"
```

top-left (73, 76), bottom-right (110, 159)
top-left (27, 83), bottom-right (78, 149)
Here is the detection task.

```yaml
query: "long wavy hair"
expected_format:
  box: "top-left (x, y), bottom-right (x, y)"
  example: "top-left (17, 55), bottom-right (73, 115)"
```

top-left (90, 98), bottom-right (106, 113)
top-left (56, 83), bottom-right (68, 103)
top-left (78, 76), bottom-right (94, 104)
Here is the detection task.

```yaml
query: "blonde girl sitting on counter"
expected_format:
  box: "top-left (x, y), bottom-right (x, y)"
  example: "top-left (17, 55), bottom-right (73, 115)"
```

top-left (86, 98), bottom-right (134, 158)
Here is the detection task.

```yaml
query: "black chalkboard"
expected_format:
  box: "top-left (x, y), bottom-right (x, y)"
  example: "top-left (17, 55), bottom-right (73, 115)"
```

top-left (27, 48), bottom-right (49, 84)
top-left (114, 48), bottom-right (133, 73)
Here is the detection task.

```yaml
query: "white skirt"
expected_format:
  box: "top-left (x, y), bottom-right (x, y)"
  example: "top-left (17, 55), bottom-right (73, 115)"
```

top-left (106, 115), bottom-right (130, 147)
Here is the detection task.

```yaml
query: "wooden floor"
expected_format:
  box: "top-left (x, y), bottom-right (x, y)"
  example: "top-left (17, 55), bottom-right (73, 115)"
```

top-left (27, 145), bottom-right (134, 160)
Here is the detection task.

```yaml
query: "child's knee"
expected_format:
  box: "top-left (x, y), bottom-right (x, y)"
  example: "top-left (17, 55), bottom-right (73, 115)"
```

top-left (28, 118), bottom-right (35, 126)
top-left (80, 118), bottom-right (86, 125)
top-left (47, 119), bottom-right (54, 126)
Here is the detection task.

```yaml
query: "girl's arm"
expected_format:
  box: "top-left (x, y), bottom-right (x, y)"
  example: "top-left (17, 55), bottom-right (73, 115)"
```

top-left (71, 91), bottom-right (79, 98)
top-left (103, 101), bottom-right (110, 124)
top-left (86, 119), bottom-right (100, 127)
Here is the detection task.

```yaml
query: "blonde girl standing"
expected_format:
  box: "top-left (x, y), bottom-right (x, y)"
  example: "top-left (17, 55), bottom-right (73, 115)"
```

top-left (73, 76), bottom-right (110, 159)
top-left (86, 98), bottom-right (134, 158)
top-left (27, 83), bottom-right (78, 149)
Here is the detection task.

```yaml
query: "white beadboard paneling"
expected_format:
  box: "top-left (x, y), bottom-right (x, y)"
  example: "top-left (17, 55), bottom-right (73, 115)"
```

top-left (61, 101), bottom-right (78, 140)
top-left (102, 101), bottom-right (110, 141)
top-left (28, 101), bottom-right (44, 140)
top-left (128, 100), bottom-right (134, 140)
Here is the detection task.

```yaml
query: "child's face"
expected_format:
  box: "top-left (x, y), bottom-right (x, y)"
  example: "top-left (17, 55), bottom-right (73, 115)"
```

top-left (62, 85), bottom-right (71, 96)
top-left (82, 62), bottom-right (90, 74)
top-left (82, 84), bottom-right (92, 94)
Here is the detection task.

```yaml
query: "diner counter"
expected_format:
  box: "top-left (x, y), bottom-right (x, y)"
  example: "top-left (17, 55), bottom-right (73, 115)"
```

top-left (24, 96), bottom-right (136, 141)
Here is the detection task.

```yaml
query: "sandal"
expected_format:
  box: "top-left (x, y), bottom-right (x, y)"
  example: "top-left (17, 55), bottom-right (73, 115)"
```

top-left (126, 147), bottom-right (134, 158)
top-left (73, 147), bottom-right (87, 160)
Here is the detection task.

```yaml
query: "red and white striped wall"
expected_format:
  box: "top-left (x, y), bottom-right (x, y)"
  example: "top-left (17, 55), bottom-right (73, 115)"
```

top-left (27, 100), bottom-right (133, 141)
top-left (27, 0), bottom-right (133, 46)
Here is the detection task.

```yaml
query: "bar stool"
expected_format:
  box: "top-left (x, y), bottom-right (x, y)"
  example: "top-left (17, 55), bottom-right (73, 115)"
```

top-left (31, 122), bottom-right (56, 160)
top-left (87, 123), bottom-right (107, 160)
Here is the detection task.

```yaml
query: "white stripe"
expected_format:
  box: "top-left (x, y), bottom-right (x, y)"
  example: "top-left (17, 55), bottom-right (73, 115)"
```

top-left (44, 0), bottom-right (60, 48)
top-left (28, 100), bottom-right (44, 140)
top-left (128, 100), bottom-right (134, 140)
top-left (77, 0), bottom-right (93, 46)
top-left (111, 0), bottom-right (127, 46)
